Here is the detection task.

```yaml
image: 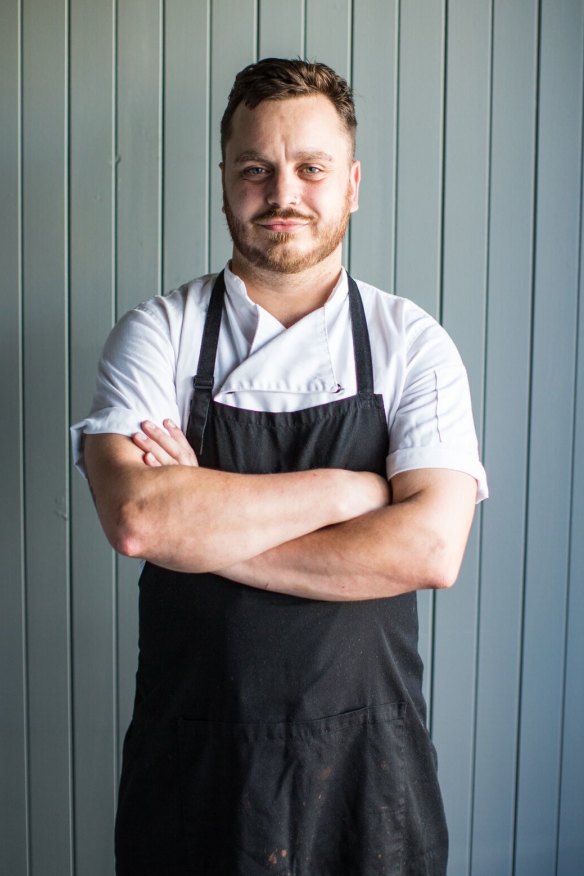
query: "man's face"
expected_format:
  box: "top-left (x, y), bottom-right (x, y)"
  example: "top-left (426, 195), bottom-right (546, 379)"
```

top-left (221, 94), bottom-right (360, 275)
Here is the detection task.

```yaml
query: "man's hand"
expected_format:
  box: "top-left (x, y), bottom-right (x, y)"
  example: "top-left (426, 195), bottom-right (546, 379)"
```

top-left (132, 419), bottom-right (198, 468)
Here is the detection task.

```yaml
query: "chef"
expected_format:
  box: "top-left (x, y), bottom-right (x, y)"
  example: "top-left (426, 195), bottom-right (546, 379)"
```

top-left (73, 57), bottom-right (487, 875)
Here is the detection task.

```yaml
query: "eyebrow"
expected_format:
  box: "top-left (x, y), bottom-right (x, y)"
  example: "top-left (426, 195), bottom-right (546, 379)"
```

top-left (233, 149), bottom-right (335, 165)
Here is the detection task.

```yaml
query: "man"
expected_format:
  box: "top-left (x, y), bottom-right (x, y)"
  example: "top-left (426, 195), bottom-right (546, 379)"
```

top-left (73, 58), bottom-right (487, 875)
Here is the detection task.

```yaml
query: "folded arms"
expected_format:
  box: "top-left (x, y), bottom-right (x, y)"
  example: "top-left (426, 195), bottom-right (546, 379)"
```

top-left (84, 420), bottom-right (477, 601)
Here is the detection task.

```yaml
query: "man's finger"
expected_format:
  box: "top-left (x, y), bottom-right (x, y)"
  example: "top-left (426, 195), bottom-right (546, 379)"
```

top-left (162, 419), bottom-right (199, 466)
top-left (138, 420), bottom-right (198, 467)
top-left (132, 430), bottom-right (177, 466)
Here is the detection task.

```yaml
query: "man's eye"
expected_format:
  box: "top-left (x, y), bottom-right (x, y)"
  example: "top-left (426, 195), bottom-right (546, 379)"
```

top-left (243, 166), bottom-right (268, 176)
top-left (303, 166), bottom-right (322, 175)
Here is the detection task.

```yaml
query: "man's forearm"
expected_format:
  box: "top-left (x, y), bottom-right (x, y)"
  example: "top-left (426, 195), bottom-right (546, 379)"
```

top-left (85, 433), bottom-right (390, 572)
top-left (218, 508), bottom-right (446, 600)
top-left (218, 470), bottom-right (478, 601)
top-left (113, 466), bottom-right (387, 572)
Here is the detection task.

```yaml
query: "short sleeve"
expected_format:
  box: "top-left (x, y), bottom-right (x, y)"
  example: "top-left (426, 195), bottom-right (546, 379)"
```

top-left (386, 320), bottom-right (488, 502)
top-left (70, 302), bottom-right (181, 477)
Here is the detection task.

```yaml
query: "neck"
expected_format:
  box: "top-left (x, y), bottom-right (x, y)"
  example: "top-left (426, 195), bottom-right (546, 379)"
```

top-left (230, 250), bottom-right (344, 327)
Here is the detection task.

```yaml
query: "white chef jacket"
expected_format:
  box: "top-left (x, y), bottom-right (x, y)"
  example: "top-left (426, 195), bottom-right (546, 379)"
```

top-left (71, 264), bottom-right (488, 501)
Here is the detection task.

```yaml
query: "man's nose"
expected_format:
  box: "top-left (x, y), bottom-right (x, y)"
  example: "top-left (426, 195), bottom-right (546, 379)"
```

top-left (265, 169), bottom-right (300, 208)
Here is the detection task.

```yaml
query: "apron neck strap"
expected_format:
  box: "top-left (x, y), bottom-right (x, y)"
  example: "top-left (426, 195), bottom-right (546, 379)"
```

top-left (196, 269), bottom-right (225, 379)
top-left (187, 270), bottom-right (375, 454)
top-left (347, 275), bottom-right (375, 395)
top-left (186, 270), bottom-right (226, 454)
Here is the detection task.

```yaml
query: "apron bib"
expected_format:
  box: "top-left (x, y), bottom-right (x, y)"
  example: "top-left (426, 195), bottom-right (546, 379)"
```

top-left (115, 273), bottom-right (448, 875)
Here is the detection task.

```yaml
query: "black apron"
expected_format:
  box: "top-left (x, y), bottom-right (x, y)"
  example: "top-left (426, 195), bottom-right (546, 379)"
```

top-left (115, 272), bottom-right (448, 875)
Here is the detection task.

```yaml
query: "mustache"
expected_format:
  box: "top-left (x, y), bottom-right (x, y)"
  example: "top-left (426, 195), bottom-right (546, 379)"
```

top-left (253, 208), bottom-right (313, 223)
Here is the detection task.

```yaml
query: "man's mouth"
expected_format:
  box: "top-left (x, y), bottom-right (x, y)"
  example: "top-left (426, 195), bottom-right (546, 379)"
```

top-left (254, 210), bottom-right (312, 232)
top-left (259, 220), bottom-right (309, 232)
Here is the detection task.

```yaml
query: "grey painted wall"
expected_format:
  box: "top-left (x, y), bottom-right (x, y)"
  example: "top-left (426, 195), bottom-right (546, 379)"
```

top-left (1, 1), bottom-right (583, 874)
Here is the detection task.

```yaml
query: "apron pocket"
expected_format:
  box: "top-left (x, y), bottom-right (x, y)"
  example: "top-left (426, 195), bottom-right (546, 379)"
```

top-left (178, 702), bottom-right (406, 876)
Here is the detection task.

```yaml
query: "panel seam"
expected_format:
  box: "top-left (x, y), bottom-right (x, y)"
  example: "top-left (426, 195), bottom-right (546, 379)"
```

top-left (64, 0), bottom-right (75, 871)
top-left (19, 0), bottom-right (32, 870)
top-left (512, 1), bottom-right (542, 872)
top-left (112, 0), bottom-right (120, 794)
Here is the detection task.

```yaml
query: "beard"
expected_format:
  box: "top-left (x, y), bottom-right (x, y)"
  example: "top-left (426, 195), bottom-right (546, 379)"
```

top-left (223, 189), bottom-right (353, 274)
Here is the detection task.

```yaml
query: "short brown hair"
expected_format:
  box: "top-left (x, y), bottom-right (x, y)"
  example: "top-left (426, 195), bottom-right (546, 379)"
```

top-left (220, 58), bottom-right (357, 159)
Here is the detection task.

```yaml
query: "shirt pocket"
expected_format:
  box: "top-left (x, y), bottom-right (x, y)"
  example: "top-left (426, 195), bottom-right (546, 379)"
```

top-left (177, 701), bottom-right (406, 876)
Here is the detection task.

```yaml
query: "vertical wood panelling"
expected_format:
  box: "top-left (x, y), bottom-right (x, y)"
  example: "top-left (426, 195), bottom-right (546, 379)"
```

top-left (472, 2), bottom-right (538, 873)
top-left (209, 0), bottom-right (257, 270)
top-left (306, 0), bottom-right (352, 78)
top-left (515, 1), bottom-right (584, 873)
top-left (69, 1), bottom-right (117, 873)
top-left (164, 0), bottom-right (211, 287)
top-left (115, 0), bottom-right (163, 760)
top-left (5, 3), bottom-right (584, 873)
top-left (394, 0), bottom-right (446, 717)
top-left (0, 3), bottom-right (28, 874)
top-left (394, 0), bottom-right (445, 318)
top-left (440, 0), bottom-right (490, 403)
top-left (259, 0), bottom-right (305, 58)
top-left (557, 129), bottom-right (584, 874)
top-left (22, 0), bottom-right (73, 872)
top-left (116, 0), bottom-right (163, 314)
top-left (432, 3), bottom-right (491, 872)
top-left (351, 0), bottom-right (398, 293)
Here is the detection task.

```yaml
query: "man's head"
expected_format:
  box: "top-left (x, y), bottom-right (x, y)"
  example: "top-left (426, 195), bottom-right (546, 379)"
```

top-left (220, 58), bottom-right (357, 162)
top-left (220, 58), bottom-right (360, 278)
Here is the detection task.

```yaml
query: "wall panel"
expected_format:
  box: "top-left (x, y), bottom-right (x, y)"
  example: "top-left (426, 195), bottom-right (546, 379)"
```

top-left (259, 0), bottom-right (305, 58)
top-left (22, 0), bottom-right (73, 872)
top-left (164, 0), bottom-right (211, 287)
top-left (69, 1), bottom-right (117, 873)
top-left (306, 0), bottom-right (352, 78)
top-left (432, 2), bottom-right (491, 871)
top-left (116, 0), bottom-right (163, 314)
top-left (557, 125), bottom-right (584, 874)
top-left (0, 2), bottom-right (28, 874)
top-left (472, 2), bottom-right (538, 873)
top-left (394, 0), bottom-right (445, 318)
top-left (515, 1), bottom-right (583, 873)
top-left (351, 0), bottom-right (398, 292)
top-left (3, 2), bottom-right (584, 873)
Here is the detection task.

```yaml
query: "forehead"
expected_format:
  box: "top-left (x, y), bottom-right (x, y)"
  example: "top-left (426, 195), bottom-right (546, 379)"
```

top-left (225, 94), bottom-right (352, 162)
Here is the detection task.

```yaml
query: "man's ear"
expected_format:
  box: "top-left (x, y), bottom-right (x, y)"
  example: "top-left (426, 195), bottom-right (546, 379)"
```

top-left (219, 162), bottom-right (225, 212)
top-left (349, 160), bottom-right (361, 213)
